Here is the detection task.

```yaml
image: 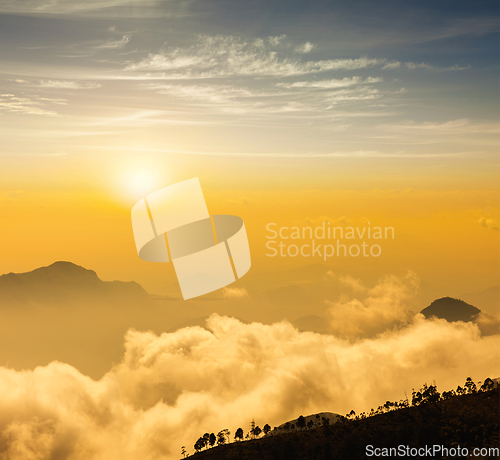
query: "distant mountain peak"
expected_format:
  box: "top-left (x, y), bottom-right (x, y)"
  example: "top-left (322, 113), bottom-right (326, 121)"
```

top-left (24, 261), bottom-right (100, 282)
top-left (48, 261), bottom-right (86, 269)
top-left (0, 261), bottom-right (148, 305)
top-left (421, 297), bottom-right (481, 323)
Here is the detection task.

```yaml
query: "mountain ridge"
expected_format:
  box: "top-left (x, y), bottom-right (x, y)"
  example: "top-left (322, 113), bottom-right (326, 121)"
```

top-left (0, 261), bottom-right (148, 306)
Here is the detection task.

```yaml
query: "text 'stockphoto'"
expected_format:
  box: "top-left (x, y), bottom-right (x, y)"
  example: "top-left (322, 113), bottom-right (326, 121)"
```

top-left (0, 1), bottom-right (498, 459)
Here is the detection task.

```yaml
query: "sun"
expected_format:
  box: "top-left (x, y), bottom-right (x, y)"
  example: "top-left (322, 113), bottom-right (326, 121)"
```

top-left (130, 169), bottom-right (156, 194)
top-left (120, 167), bottom-right (160, 200)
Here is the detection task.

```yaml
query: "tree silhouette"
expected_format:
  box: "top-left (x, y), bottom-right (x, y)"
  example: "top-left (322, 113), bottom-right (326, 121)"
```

top-left (263, 424), bottom-right (271, 435)
top-left (464, 377), bottom-right (477, 394)
top-left (253, 426), bottom-right (262, 438)
top-left (181, 446), bottom-right (187, 458)
top-left (217, 431), bottom-right (226, 446)
top-left (411, 383), bottom-right (440, 406)
top-left (194, 437), bottom-right (205, 453)
top-left (209, 433), bottom-right (216, 448)
top-left (481, 377), bottom-right (494, 392)
top-left (222, 429), bottom-right (231, 444)
top-left (234, 427), bottom-right (244, 442)
top-left (250, 419), bottom-right (256, 439)
top-left (297, 415), bottom-right (306, 430)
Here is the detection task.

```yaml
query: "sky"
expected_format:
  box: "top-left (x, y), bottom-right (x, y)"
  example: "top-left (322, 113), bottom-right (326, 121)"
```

top-left (0, 0), bottom-right (498, 297)
top-left (0, 1), bottom-right (499, 458)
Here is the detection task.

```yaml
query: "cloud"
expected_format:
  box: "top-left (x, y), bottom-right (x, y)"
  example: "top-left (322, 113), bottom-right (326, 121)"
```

top-left (143, 81), bottom-right (386, 117)
top-left (0, 0), bottom-right (163, 15)
top-left (0, 313), bottom-right (498, 459)
top-left (12, 80), bottom-right (102, 90)
top-left (268, 35), bottom-right (287, 47)
top-left (404, 62), bottom-right (470, 71)
top-left (382, 61), bottom-right (402, 69)
top-left (93, 34), bottom-right (131, 49)
top-left (277, 76), bottom-right (382, 89)
top-left (295, 42), bottom-right (314, 54)
top-left (125, 35), bottom-right (386, 78)
top-left (222, 287), bottom-right (249, 299)
top-left (475, 312), bottom-right (500, 336)
top-left (115, 34), bottom-right (468, 122)
top-left (326, 272), bottom-right (420, 339)
top-left (325, 86), bottom-right (381, 105)
top-left (337, 275), bottom-right (366, 293)
top-left (147, 83), bottom-right (253, 103)
top-left (376, 119), bottom-right (500, 148)
top-left (125, 35), bottom-right (468, 79)
top-left (380, 61), bottom-right (469, 71)
top-left (0, 94), bottom-right (62, 117)
top-left (479, 217), bottom-right (499, 231)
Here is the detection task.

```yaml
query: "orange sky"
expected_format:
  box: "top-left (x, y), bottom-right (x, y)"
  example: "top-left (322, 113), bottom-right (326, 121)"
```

top-left (1, 150), bottom-right (498, 300)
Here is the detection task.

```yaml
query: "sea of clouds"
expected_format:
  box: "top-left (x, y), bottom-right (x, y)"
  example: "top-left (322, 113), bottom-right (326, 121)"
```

top-left (0, 306), bottom-right (498, 459)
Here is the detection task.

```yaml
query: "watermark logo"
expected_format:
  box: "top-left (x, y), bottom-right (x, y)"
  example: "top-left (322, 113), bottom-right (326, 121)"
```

top-left (131, 178), bottom-right (251, 300)
top-left (266, 222), bottom-right (394, 259)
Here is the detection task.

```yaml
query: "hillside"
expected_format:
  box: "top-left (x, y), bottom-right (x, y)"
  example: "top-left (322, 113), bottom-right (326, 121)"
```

top-left (186, 385), bottom-right (499, 460)
top-left (270, 412), bottom-right (340, 436)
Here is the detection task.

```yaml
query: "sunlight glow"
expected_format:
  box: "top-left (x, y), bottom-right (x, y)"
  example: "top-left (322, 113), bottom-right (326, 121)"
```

top-left (121, 167), bottom-right (160, 200)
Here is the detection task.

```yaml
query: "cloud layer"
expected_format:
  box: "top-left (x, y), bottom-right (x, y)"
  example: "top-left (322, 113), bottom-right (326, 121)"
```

top-left (0, 312), bottom-right (498, 460)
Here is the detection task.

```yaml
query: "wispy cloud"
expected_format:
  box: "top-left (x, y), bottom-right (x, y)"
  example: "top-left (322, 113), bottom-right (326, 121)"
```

top-left (325, 86), bottom-right (382, 105)
top-left (222, 287), bottom-right (249, 299)
top-left (404, 62), bottom-right (470, 71)
top-left (125, 35), bottom-right (386, 78)
top-left (144, 82), bottom-right (388, 116)
top-left (12, 79), bottom-right (101, 89)
top-left (268, 34), bottom-right (287, 47)
top-left (87, 109), bottom-right (212, 128)
top-left (382, 119), bottom-right (500, 136)
top-left (0, 0), bottom-right (162, 15)
top-left (147, 83), bottom-right (253, 103)
top-left (0, 94), bottom-right (62, 117)
top-left (93, 34), bottom-right (131, 50)
top-left (278, 77), bottom-right (383, 89)
top-left (125, 35), bottom-right (468, 79)
top-left (295, 42), bottom-right (314, 54)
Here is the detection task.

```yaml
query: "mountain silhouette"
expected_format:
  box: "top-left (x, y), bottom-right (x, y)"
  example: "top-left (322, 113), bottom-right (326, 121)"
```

top-left (0, 261), bottom-right (147, 306)
top-left (420, 297), bottom-right (481, 322)
top-left (0, 262), bottom-right (211, 378)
